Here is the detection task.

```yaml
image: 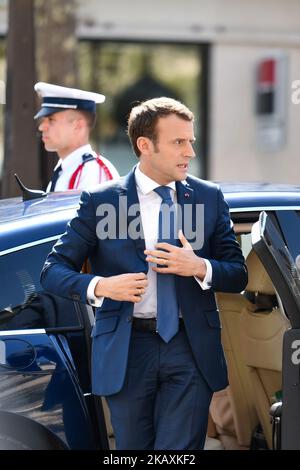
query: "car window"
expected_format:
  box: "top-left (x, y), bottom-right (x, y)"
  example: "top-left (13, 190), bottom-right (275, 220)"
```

top-left (0, 241), bottom-right (82, 331)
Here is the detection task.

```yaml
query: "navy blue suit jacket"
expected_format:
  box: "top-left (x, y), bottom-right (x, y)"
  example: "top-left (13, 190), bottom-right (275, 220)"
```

top-left (41, 168), bottom-right (248, 396)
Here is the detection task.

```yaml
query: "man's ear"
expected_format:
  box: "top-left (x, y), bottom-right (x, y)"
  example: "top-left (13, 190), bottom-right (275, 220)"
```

top-left (136, 136), bottom-right (153, 156)
top-left (73, 116), bottom-right (85, 131)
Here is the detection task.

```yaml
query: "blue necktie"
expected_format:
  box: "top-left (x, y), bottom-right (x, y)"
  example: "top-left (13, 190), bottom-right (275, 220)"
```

top-left (154, 186), bottom-right (179, 343)
top-left (49, 165), bottom-right (62, 192)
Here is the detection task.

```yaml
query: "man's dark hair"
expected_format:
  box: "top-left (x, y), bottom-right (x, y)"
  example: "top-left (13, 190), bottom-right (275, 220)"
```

top-left (127, 97), bottom-right (194, 157)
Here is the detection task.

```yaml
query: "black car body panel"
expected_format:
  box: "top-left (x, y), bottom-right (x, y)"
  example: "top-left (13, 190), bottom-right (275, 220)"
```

top-left (252, 210), bottom-right (300, 450)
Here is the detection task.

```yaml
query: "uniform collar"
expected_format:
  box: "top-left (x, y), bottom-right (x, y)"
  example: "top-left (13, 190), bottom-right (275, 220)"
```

top-left (55, 144), bottom-right (94, 171)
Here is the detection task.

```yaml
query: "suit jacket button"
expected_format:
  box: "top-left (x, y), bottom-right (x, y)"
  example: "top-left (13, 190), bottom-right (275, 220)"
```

top-left (126, 316), bottom-right (132, 323)
top-left (71, 294), bottom-right (81, 301)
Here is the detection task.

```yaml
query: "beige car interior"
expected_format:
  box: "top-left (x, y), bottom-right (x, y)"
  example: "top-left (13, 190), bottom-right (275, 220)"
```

top-left (209, 228), bottom-right (290, 449)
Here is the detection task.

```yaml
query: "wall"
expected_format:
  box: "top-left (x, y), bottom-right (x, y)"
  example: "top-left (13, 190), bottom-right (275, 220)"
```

top-left (0, 0), bottom-right (299, 183)
top-left (77, 0), bottom-right (300, 183)
top-left (210, 44), bottom-right (300, 183)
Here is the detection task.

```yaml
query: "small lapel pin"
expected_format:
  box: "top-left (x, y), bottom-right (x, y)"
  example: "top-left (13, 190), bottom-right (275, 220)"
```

top-left (184, 192), bottom-right (190, 197)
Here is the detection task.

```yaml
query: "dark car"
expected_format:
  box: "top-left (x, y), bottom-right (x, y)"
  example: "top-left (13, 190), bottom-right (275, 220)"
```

top-left (0, 190), bottom-right (109, 450)
top-left (0, 183), bottom-right (300, 450)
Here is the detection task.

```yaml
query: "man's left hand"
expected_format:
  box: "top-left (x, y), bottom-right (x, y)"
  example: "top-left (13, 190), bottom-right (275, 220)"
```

top-left (144, 230), bottom-right (207, 280)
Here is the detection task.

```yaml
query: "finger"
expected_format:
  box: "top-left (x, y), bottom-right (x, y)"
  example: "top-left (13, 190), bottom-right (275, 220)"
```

top-left (133, 272), bottom-right (148, 280)
top-left (128, 286), bottom-right (144, 295)
top-left (130, 297), bottom-right (141, 303)
top-left (146, 256), bottom-right (169, 266)
top-left (178, 230), bottom-right (192, 249)
top-left (145, 255), bottom-right (169, 264)
top-left (129, 281), bottom-right (146, 291)
top-left (154, 242), bottom-right (175, 252)
top-left (144, 249), bottom-right (171, 259)
top-left (131, 294), bottom-right (143, 303)
top-left (136, 279), bottom-right (148, 287)
top-left (135, 285), bottom-right (145, 293)
top-left (127, 291), bottom-right (142, 300)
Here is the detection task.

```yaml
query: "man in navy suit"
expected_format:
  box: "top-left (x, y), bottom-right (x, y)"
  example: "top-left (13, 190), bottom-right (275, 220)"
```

top-left (41, 97), bottom-right (247, 450)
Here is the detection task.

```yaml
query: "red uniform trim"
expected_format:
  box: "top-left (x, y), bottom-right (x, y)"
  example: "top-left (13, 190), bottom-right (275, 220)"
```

top-left (68, 154), bottom-right (113, 190)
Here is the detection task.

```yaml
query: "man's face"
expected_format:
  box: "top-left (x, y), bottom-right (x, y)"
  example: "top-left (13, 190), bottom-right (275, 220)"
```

top-left (38, 110), bottom-right (78, 157)
top-left (139, 114), bottom-right (196, 185)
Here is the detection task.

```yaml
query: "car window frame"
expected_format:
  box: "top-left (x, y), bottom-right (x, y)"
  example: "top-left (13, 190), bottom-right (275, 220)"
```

top-left (0, 234), bottom-right (87, 333)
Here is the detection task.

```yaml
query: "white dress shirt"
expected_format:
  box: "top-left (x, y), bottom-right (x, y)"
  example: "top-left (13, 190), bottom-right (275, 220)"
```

top-left (87, 164), bottom-right (212, 315)
top-left (46, 144), bottom-right (119, 192)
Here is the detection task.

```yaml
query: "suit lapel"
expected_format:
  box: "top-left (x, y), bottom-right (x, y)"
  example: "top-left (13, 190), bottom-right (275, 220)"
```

top-left (176, 180), bottom-right (196, 247)
top-left (119, 167), bottom-right (146, 264)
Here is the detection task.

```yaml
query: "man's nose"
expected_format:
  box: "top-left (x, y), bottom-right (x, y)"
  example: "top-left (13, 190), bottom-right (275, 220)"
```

top-left (38, 119), bottom-right (47, 131)
top-left (185, 141), bottom-right (196, 159)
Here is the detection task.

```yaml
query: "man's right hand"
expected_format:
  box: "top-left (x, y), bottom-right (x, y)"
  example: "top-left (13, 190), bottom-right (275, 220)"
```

top-left (94, 273), bottom-right (148, 303)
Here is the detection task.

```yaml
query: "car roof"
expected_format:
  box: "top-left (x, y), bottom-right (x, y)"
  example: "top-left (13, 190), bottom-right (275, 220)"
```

top-left (219, 182), bottom-right (300, 212)
top-left (0, 191), bottom-right (81, 225)
top-left (1, 183), bottom-right (300, 222)
top-left (0, 191), bottom-right (82, 252)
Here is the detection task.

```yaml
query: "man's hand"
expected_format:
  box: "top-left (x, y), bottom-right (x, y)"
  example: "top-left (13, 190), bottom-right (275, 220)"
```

top-left (95, 273), bottom-right (148, 303)
top-left (145, 230), bottom-right (207, 280)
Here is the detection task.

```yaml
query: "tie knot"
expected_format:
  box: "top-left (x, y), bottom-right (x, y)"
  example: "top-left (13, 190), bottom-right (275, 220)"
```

top-left (154, 186), bottom-right (173, 203)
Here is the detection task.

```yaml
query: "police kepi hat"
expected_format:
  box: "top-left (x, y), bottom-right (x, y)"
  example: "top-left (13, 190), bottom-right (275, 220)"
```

top-left (34, 82), bottom-right (105, 119)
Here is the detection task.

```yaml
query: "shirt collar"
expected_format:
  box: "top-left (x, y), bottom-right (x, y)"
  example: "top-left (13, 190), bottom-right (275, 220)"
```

top-left (135, 163), bottom-right (176, 195)
top-left (57, 144), bottom-right (94, 171)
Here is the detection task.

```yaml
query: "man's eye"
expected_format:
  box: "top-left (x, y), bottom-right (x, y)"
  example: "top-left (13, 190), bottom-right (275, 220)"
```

top-left (175, 140), bottom-right (182, 144)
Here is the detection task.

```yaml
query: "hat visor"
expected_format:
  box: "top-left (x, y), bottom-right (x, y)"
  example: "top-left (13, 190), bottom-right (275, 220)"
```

top-left (34, 107), bottom-right (66, 120)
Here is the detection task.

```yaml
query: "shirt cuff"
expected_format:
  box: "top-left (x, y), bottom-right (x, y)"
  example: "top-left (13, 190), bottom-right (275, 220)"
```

top-left (87, 276), bottom-right (104, 307)
top-left (194, 259), bottom-right (212, 290)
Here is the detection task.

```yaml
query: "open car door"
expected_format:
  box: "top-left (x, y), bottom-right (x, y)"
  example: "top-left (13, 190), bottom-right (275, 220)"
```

top-left (252, 210), bottom-right (300, 450)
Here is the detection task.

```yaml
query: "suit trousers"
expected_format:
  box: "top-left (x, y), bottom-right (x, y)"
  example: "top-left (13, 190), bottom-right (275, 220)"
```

top-left (105, 326), bottom-right (213, 450)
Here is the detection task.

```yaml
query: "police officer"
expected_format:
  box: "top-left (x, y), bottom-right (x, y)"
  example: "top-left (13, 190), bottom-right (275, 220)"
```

top-left (34, 82), bottom-right (119, 192)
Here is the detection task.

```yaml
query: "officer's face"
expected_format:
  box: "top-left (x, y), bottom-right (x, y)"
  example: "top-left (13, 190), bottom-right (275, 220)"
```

top-left (138, 114), bottom-right (196, 185)
top-left (38, 111), bottom-right (79, 157)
